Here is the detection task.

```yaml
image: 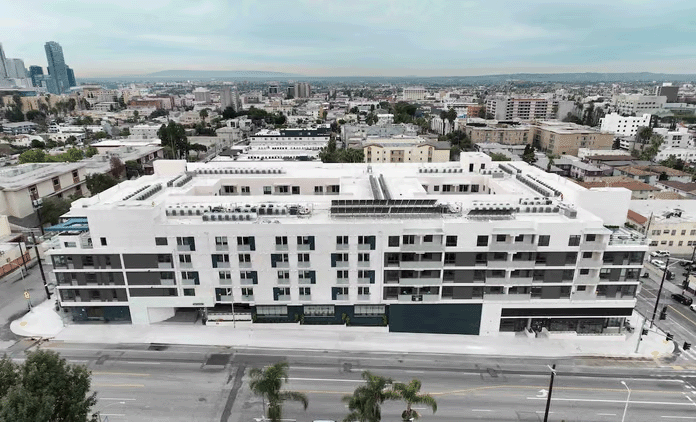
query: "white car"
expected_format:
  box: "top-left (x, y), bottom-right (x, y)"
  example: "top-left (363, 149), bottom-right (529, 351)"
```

top-left (651, 250), bottom-right (671, 258)
top-left (651, 259), bottom-right (667, 270)
top-left (691, 303), bottom-right (696, 313)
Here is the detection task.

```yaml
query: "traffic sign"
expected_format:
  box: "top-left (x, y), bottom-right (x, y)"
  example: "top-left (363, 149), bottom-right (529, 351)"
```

top-left (23, 291), bottom-right (30, 300)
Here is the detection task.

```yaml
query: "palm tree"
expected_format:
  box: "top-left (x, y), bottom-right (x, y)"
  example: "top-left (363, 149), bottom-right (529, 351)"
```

top-left (343, 371), bottom-right (398, 422)
top-left (392, 379), bottom-right (437, 421)
top-left (248, 362), bottom-right (308, 422)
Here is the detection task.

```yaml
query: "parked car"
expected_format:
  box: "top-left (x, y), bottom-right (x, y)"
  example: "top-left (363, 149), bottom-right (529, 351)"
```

top-left (651, 250), bottom-right (670, 258)
top-left (671, 293), bottom-right (693, 306)
top-left (651, 259), bottom-right (667, 270)
top-left (690, 303), bottom-right (696, 313)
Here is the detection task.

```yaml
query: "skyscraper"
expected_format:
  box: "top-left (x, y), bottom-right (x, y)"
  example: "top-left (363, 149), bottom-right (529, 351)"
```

top-left (44, 41), bottom-right (70, 94)
top-left (221, 85), bottom-right (240, 112)
top-left (6, 58), bottom-right (27, 79)
top-left (0, 43), bottom-right (8, 79)
top-left (29, 66), bottom-right (43, 87)
top-left (66, 67), bottom-right (76, 87)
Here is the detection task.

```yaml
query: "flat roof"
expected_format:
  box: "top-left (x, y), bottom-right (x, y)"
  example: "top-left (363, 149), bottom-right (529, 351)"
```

top-left (0, 162), bottom-right (86, 190)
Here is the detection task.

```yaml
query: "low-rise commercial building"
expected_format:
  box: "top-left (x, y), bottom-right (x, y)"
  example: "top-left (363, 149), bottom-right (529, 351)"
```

top-left (532, 121), bottom-right (614, 156)
top-left (628, 200), bottom-right (696, 254)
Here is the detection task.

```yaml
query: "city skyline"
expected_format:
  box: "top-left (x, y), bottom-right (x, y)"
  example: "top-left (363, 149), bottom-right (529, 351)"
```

top-left (1, 0), bottom-right (695, 78)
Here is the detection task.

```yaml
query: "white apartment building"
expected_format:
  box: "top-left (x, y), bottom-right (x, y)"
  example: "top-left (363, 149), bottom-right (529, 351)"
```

top-left (48, 156), bottom-right (645, 337)
top-left (612, 94), bottom-right (666, 115)
top-left (599, 113), bottom-right (652, 137)
top-left (249, 128), bottom-right (330, 149)
top-left (485, 96), bottom-right (561, 121)
top-left (377, 114), bottom-right (394, 125)
top-left (130, 124), bottom-right (161, 139)
top-left (655, 148), bottom-right (696, 163)
top-left (402, 87), bottom-right (426, 101)
top-left (193, 87), bottom-right (211, 103)
top-left (654, 127), bottom-right (694, 150)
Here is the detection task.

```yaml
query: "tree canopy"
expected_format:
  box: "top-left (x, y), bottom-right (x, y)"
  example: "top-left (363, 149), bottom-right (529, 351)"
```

top-left (85, 173), bottom-right (118, 195)
top-left (392, 379), bottom-right (437, 421)
top-left (19, 148), bottom-right (85, 164)
top-left (319, 138), bottom-right (364, 163)
top-left (343, 371), bottom-right (398, 422)
top-left (489, 152), bottom-right (511, 161)
top-left (0, 350), bottom-right (97, 422)
top-left (39, 196), bottom-right (72, 226)
top-left (522, 144), bottom-right (537, 164)
top-left (249, 362), bottom-right (308, 422)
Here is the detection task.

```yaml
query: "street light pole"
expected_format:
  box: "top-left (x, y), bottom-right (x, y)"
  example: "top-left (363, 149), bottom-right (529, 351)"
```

top-left (682, 244), bottom-right (696, 290)
top-left (543, 364), bottom-right (556, 422)
top-left (29, 230), bottom-right (50, 299)
top-left (621, 381), bottom-right (631, 422)
top-left (651, 256), bottom-right (670, 328)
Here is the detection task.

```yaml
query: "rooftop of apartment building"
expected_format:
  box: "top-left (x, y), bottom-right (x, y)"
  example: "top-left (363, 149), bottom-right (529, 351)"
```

top-left (656, 180), bottom-right (696, 194)
top-left (577, 176), bottom-right (659, 192)
top-left (585, 155), bottom-right (641, 162)
top-left (0, 162), bottom-right (85, 191)
top-left (629, 199), bottom-right (696, 224)
top-left (63, 156), bottom-right (639, 237)
top-left (535, 121), bottom-right (610, 135)
top-left (616, 165), bottom-right (690, 178)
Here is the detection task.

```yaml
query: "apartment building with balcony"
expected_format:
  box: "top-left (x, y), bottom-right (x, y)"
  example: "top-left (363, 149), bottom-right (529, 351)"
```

top-left (47, 155), bottom-right (646, 336)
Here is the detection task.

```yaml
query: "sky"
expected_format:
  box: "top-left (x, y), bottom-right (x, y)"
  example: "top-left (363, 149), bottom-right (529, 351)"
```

top-left (1, 0), bottom-right (695, 78)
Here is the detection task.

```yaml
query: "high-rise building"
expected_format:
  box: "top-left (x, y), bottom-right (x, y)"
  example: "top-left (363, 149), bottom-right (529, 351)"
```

top-left (66, 67), bottom-right (76, 87)
top-left (35, 74), bottom-right (58, 94)
top-left (287, 86), bottom-right (296, 98)
top-left (44, 41), bottom-right (70, 94)
top-left (268, 82), bottom-right (279, 95)
top-left (656, 83), bottom-right (679, 103)
top-left (29, 66), bottom-right (43, 87)
top-left (295, 82), bottom-right (311, 98)
top-left (193, 87), bottom-right (211, 103)
top-left (6, 58), bottom-right (27, 79)
top-left (0, 43), bottom-right (8, 79)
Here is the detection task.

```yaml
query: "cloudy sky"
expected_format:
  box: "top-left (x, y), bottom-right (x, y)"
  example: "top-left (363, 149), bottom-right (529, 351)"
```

top-left (1, 0), bottom-right (694, 77)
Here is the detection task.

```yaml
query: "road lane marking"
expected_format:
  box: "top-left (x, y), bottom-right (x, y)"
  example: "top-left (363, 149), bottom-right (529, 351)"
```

top-left (527, 397), bottom-right (696, 406)
top-left (471, 409), bottom-right (492, 412)
top-left (668, 305), bottom-right (696, 328)
top-left (405, 370), bottom-right (425, 374)
top-left (100, 398), bottom-right (137, 401)
top-left (123, 361), bottom-right (161, 365)
top-left (93, 384), bottom-right (144, 388)
top-left (99, 414), bottom-right (125, 417)
top-left (93, 371), bottom-right (151, 377)
top-left (288, 377), bottom-right (362, 383)
top-left (597, 413), bottom-right (616, 416)
top-left (68, 359), bottom-right (88, 363)
top-left (661, 417), bottom-right (696, 419)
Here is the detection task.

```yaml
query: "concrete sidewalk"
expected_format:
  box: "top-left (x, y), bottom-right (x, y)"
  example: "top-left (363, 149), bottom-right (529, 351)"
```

top-left (7, 299), bottom-right (675, 359)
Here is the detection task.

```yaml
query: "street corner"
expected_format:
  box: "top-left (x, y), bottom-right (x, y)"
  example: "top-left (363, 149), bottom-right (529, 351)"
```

top-left (10, 299), bottom-right (64, 339)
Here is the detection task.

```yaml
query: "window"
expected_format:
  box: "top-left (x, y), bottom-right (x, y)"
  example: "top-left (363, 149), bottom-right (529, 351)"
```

top-left (691, 230), bottom-right (696, 236)
top-left (358, 270), bottom-right (374, 281)
top-left (183, 288), bottom-right (195, 296)
top-left (242, 288), bottom-right (254, 297)
top-left (263, 186), bottom-right (272, 195)
top-left (582, 252), bottom-right (593, 259)
top-left (337, 270), bottom-right (348, 279)
top-left (446, 236), bottom-right (457, 247)
top-left (237, 236), bottom-right (255, 250)
top-left (538, 235), bottom-right (550, 247)
top-left (181, 271), bottom-right (199, 284)
top-left (682, 230), bottom-right (687, 235)
top-left (240, 271), bottom-right (257, 283)
top-left (275, 236), bottom-right (288, 245)
top-left (337, 236), bottom-right (349, 245)
top-left (388, 236), bottom-right (399, 247)
top-left (278, 270), bottom-right (290, 280)
top-left (334, 287), bottom-right (349, 295)
top-left (434, 185), bottom-right (440, 192)
top-left (223, 185), bottom-right (236, 194)
top-left (52, 177), bottom-right (60, 188)
top-left (358, 253), bottom-right (370, 262)
top-left (496, 234), bottom-right (507, 243)
top-left (305, 305), bottom-right (334, 316)
top-left (477, 236), bottom-right (488, 247)
top-left (579, 268), bottom-right (590, 275)
top-left (299, 287), bottom-right (311, 296)
top-left (179, 254), bottom-right (191, 263)
top-left (471, 185), bottom-right (479, 193)
top-left (328, 185), bottom-right (340, 193)
top-left (215, 236), bottom-right (228, 246)
top-left (292, 186), bottom-right (300, 194)
top-left (671, 230), bottom-right (676, 236)
top-left (358, 286), bottom-right (370, 295)
top-left (155, 237), bottom-right (168, 246)
top-left (298, 271), bottom-right (314, 282)
top-left (241, 186), bottom-right (250, 194)
top-left (219, 271), bottom-right (231, 280)
top-left (278, 186), bottom-right (289, 193)
top-left (354, 305), bottom-right (385, 316)
top-left (100, 237), bottom-right (107, 246)
top-left (176, 236), bottom-right (196, 251)
top-left (297, 236), bottom-right (314, 247)
top-left (568, 235), bottom-right (581, 246)
top-left (314, 186), bottom-right (323, 193)
top-left (576, 285), bottom-right (587, 291)
top-left (423, 235), bottom-right (434, 243)
top-left (358, 236), bottom-right (374, 247)
top-left (256, 305), bottom-right (286, 316)
top-left (335, 253), bottom-right (348, 262)
top-left (238, 253), bottom-right (251, 263)
top-left (585, 234), bottom-right (596, 242)
top-left (298, 253), bottom-right (310, 262)
top-left (402, 235), bottom-right (416, 245)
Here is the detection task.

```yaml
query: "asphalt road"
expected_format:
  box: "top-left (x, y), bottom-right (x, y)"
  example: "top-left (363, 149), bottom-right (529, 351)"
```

top-left (0, 258), bottom-right (50, 342)
top-left (636, 269), bottom-right (696, 366)
top-left (4, 341), bottom-right (696, 422)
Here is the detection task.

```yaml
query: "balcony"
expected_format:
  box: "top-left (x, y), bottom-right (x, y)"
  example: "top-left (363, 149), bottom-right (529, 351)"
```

top-left (398, 260), bottom-right (442, 269)
top-left (158, 262), bottom-right (173, 269)
top-left (181, 279), bottom-right (199, 286)
top-left (336, 243), bottom-right (349, 251)
top-left (273, 261), bottom-right (289, 269)
top-left (357, 243), bottom-right (372, 251)
top-left (334, 294), bottom-right (349, 301)
top-left (241, 294), bottom-right (254, 301)
top-left (357, 294), bottom-right (371, 301)
top-left (357, 260), bottom-right (371, 268)
top-left (489, 241), bottom-right (536, 251)
top-left (508, 276), bottom-right (533, 285)
top-left (240, 279), bottom-right (256, 286)
top-left (177, 244), bottom-right (192, 252)
top-left (357, 277), bottom-right (371, 284)
top-left (218, 295), bottom-right (233, 302)
top-left (237, 244), bottom-right (253, 252)
top-left (215, 244), bottom-right (229, 252)
top-left (299, 294), bottom-right (311, 301)
top-left (275, 244), bottom-right (289, 251)
top-left (178, 261), bottom-right (193, 269)
top-left (333, 261), bottom-right (349, 268)
top-left (214, 262), bottom-right (231, 269)
top-left (398, 277), bottom-right (441, 286)
top-left (400, 242), bottom-right (444, 252)
top-left (336, 278), bottom-right (349, 285)
top-left (239, 261), bottom-right (252, 269)
top-left (276, 295), bottom-right (291, 302)
top-left (297, 244), bottom-right (312, 252)
top-left (298, 261), bottom-right (311, 268)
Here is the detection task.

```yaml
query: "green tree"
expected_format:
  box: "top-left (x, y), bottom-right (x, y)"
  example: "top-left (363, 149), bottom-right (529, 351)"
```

top-left (0, 350), bottom-right (97, 422)
top-left (392, 379), bottom-right (437, 421)
top-left (638, 134), bottom-right (663, 161)
top-left (222, 106), bottom-right (237, 119)
top-left (546, 154), bottom-right (556, 172)
top-left (365, 113), bottom-right (378, 126)
top-left (248, 362), bottom-right (308, 422)
top-left (30, 139), bottom-right (46, 149)
top-left (445, 108), bottom-right (457, 131)
top-left (199, 109), bottom-right (209, 122)
top-left (522, 144), bottom-right (537, 164)
top-left (18, 149), bottom-right (47, 164)
top-left (319, 138), bottom-right (339, 163)
top-left (158, 121), bottom-right (188, 159)
top-left (64, 148), bottom-right (84, 162)
top-left (562, 112), bottom-right (582, 124)
top-left (343, 371), bottom-right (398, 422)
top-left (635, 126), bottom-right (653, 144)
top-left (125, 160), bottom-right (143, 178)
top-left (489, 152), bottom-right (511, 161)
top-left (85, 173), bottom-right (118, 195)
top-left (110, 156), bottom-right (126, 179)
top-left (85, 146), bottom-right (98, 158)
top-left (39, 196), bottom-right (72, 226)
top-left (120, 127), bottom-right (130, 136)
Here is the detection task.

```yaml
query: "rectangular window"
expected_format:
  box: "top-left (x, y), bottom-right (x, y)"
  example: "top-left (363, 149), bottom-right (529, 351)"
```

top-left (337, 235), bottom-right (349, 245)
top-left (176, 236), bottom-right (196, 251)
top-left (446, 236), bottom-right (457, 247)
top-left (329, 185), bottom-right (340, 193)
top-left (354, 305), bottom-right (385, 316)
top-left (314, 186), bottom-right (323, 193)
top-left (223, 185), bottom-right (236, 194)
top-left (183, 288), bottom-right (195, 296)
top-left (292, 186), bottom-right (300, 194)
top-left (538, 235), bottom-right (550, 246)
top-left (278, 186), bottom-right (289, 193)
top-left (579, 268), bottom-right (590, 275)
top-left (305, 305), bottom-right (334, 316)
top-left (242, 287), bottom-right (254, 297)
top-left (388, 236), bottom-right (399, 247)
top-left (585, 234), bottom-right (596, 242)
top-left (477, 236), bottom-right (488, 247)
top-left (496, 234), bottom-right (506, 242)
top-left (582, 252), bottom-right (593, 259)
top-left (434, 185), bottom-right (440, 192)
top-left (179, 254), bottom-right (191, 263)
top-left (402, 235), bottom-right (416, 245)
top-left (241, 186), bottom-right (250, 194)
top-left (263, 186), bottom-right (272, 195)
top-left (155, 237), bottom-right (168, 246)
top-left (277, 270), bottom-right (290, 280)
top-left (337, 270), bottom-right (349, 279)
top-left (299, 287), bottom-right (311, 296)
top-left (275, 236), bottom-right (288, 245)
top-left (298, 270), bottom-right (314, 282)
top-left (335, 253), bottom-right (348, 262)
top-left (238, 253), bottom-right (251, 263)
top-left (215, 236), bottom-right (228, 246)
top-left (568, 235), bottom-right (581, 247)
top-left (256, 305), bottom-right (287, 316)
top-left (297, 236), bottom-right (314, 246)
top-left (298, 253), bottom-right (310, 262)
top-left (219, 271), bottom-right (231, 280)
top-left (358, 253), bottom-right (370, 262)
top-left (358, 286), bottom-right (370, 295)
top-left (100, 237), bottom-right (107, 246)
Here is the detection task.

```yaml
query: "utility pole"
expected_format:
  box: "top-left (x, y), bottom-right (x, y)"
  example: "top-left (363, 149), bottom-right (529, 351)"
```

top-left (29, 231), bottom-right (50, 299)
top-left (543, 364), bottom-right (556, 422)
top-left (17, 240), bottom-right (28, 274)
top-left (682, 244), bottom-right (696, 290)
top-left (651, 257), bottom-right (670, 328)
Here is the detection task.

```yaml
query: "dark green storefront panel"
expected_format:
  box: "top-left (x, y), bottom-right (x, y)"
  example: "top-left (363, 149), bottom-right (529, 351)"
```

top-left (388, 303), bottom-right (482, 335)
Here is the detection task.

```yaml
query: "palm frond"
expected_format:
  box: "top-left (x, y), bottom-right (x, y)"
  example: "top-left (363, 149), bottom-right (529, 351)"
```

top-left (279, 391), bottom-right (309, 410)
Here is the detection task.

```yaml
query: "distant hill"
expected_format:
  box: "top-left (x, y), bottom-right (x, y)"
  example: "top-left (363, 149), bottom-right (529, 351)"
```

top-left (142, 70), bottom-right (300, 78)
